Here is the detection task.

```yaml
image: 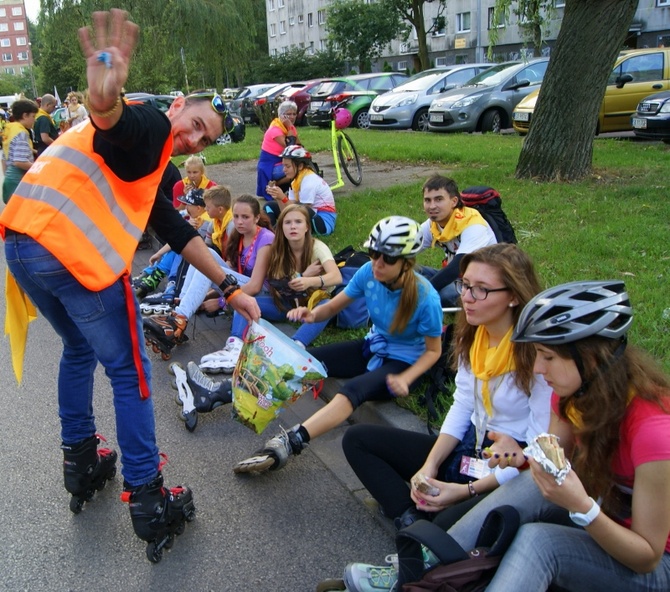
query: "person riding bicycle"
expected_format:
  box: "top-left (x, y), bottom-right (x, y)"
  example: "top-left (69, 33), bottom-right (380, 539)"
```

top-left (264, 145), bottom-right (337, 236)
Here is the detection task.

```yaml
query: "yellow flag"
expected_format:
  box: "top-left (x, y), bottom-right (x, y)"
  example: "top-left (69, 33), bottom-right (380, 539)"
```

top-left (4, 269), bottom-right (37, 383)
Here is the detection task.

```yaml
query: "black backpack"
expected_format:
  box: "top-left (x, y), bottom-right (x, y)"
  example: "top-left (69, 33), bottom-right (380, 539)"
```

top-left (459, 186), bottom-right (517, 245)
top-left (422, 323), bottom-right (456, 434)
top-left (330, 246), bottom-right (371, 329)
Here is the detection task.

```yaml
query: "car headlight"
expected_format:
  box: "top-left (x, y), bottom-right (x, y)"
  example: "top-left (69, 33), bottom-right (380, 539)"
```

top-left (451, 95), bottom-right (482, 109)
top-left (659, 101), bottom-right (670, 113)
top-left (397, 94), bottom-right (418, 107)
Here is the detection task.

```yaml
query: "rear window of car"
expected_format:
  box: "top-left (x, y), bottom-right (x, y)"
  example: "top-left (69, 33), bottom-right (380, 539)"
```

top-left (369, 76), bottom-right (394, 92)
top-left (153, 97), bottom-right (174, 112)
top-left (314, 81), bottom-right (349, 96)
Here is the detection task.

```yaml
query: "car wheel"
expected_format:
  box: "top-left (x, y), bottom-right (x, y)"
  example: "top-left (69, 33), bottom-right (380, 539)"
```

top-left (480, 109), bottom-right (503, 133)
top-left (216, 134), bottom-right (232, 145)
top-left (354, 109), bottom-right (370, 129)
top-left (412, 108), bottom-right (430, 132)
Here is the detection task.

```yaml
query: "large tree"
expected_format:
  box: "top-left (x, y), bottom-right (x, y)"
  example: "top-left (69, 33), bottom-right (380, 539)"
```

top-left (382, 0), bottom-right (445, 72)
top-left (327, 0), bottom-right (407, 73)
top-left (512, 0), bottom-right (638, 181)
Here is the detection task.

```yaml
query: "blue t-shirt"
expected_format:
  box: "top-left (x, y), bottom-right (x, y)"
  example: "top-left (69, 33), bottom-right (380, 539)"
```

top-left (344, 261), bottom-right (443, 365)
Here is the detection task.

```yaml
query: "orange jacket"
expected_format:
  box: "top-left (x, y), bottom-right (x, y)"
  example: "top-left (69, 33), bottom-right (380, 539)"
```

top-left (0, 120), bottom-right (173, 291)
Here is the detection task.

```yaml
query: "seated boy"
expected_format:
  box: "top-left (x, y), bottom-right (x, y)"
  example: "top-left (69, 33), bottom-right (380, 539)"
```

top-left (418, 174), bottom-right (497, 307)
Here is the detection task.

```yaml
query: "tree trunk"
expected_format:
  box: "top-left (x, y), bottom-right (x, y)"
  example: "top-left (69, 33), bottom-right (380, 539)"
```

top-left (516, 0), bottom-right (638, 181)
top-left (413, 0), bottom-right (430, 71)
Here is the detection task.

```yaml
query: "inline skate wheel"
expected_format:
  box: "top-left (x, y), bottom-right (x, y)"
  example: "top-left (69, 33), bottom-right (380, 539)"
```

top-left (161, 351), bottom-right (171, 361)
top-left (151, 344), bottom-right (160, 354)
top-left (69, 496), bottom-right (84, 514)
top-left (179, 410), bottom-right (198, 432)
top-left (174, 521), bottom-right (186, 536)
top-left (146, 541), bottom-right (163, 563)
top-left (168, 362), bottom-right (183, 376)
top-left (164, 534), bottom-right (175, 549)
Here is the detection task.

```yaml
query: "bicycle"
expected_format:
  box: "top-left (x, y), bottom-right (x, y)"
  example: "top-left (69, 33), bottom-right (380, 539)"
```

top-left (326, 99), bottom-right (362, 189)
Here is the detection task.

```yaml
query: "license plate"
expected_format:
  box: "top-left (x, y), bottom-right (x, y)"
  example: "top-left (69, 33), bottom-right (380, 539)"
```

top-left (429, 113), bottom-right (444, 123)
top-left (513, 111), bottom-right (530, 122)
top-left (243, 116), bottom-right (251, 123)
top-left (369, 114), bottom-right (383, 122)
top-left (632, 118), bottom-right (647, 129)
top-left (309, 101), bottom-right (323, 111)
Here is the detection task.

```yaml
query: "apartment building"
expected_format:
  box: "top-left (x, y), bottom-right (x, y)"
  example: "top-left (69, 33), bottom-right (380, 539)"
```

top-left (266, 0), bottom-right (670, 70)
top-left (0, 0), bottom-right (31, 75)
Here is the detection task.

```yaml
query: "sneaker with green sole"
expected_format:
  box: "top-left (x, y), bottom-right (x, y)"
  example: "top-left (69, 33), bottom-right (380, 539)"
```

top-left (343, 563), bottom-right (398, 592)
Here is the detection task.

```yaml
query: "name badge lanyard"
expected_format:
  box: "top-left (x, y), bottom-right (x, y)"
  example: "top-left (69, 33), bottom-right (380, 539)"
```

top-left (472, 375), bottom-right (504, 459)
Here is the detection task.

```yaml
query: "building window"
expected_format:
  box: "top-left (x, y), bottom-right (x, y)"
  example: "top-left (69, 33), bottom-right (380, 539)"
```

top-left (278, 0), bottom-right (285, 6)
top-left (11, 6), bottom-right (21, 16)
top-left (0, 9), bottom-right (5, 17)
top-left (16, 37), bottom-right (26, 46)
top-left (320, 39), bottom-right (326, 51)
top-left (308, 12), bottom-right (313, 27)
top-left (289, 16), bottom-right (295, 25)
top-left (298, 14), bottom-right (304, 24)
top-left (658, 0), bottom-right (670, 5)
top-left (555, 1), bottom-right (566, 6)
top-left (309, 41), bottom-right (315, 55)
top-left (270, 23), bottom-right (276, 37)
top-left (279, 21), bottom-right (286, 34)
top-left (318, 10), bottom-right (326, 25)
top-left (432, 18), bottom-right (445, 36)
top-left (0, 24), bottom-right (7, 32)
top-left (435, 56), bottom-right (447, 66)
top-left (0, 39), bottom-right (10, 48)
top-left (5, 67), bottom-right (14, 74)
top-left (456, 12), bottom-right (471, 33)
top-left (271, 48), bottom-right (278, 56)
top-left (488, 7), bottom-right (505, 29)
top-left (13, 22), bottom-right (24, 31)
top-left (268, 0), bottom-right (275, 11)
top-left (17, 51), bottom-right (27, 60)
top-left (2, 53), bottom-right (11, 61)
top-left (397, 60), bottom-right (408, 71)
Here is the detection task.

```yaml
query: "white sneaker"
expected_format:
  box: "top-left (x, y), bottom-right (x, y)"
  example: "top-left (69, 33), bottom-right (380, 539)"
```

top-left (199, 337), bottom-right (243, 373)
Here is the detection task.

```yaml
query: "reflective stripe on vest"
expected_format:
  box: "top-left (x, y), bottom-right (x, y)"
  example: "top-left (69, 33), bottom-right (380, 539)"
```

top-left (0, 120), bottom-right (173, 290)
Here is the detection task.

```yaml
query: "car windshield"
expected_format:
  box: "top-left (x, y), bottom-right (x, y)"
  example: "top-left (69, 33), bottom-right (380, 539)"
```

top-left (463, 63), bottom-right (517, 87)
top-left (314, 81), bottom-right (347, 95)
top-left (394, 72), bottom-right (451, 92)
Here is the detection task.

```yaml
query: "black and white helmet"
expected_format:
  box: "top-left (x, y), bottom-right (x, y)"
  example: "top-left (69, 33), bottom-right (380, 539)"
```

top-left (512, 280), bottom-right (633, 345)
top-left (364, 216), bottom-right (422, 258)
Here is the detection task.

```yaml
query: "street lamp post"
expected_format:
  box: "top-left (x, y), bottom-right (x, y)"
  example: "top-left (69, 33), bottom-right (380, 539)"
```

top-left (28, 42), bottom-right (37, 98)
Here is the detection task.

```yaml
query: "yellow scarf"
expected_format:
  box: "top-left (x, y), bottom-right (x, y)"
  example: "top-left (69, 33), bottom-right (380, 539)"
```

top-left (4, 269), bottom-right (38, 383)
top-left (469, 325), bottom-right (516, 416)
top-left (430, 206), bottom-right (488, 246)
top-left (291, 168), bottom-right (312, 203)
top-left (2, 122), bottom-right (32, 159)
top-left (564, 388), bottom-right (636, 430)
top-left (183, 174), bottom-right (212, 192)
top-left (36, 108), bottom-right (55, 127)
top-left (212, 208), bottom-right (232, 252)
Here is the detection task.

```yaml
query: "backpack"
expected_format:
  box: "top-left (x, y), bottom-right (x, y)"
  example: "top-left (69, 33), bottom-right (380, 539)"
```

top-left (421, 323), bottom-right (456, 434)
top-left (398, 506), bottom-right (520, 592)
top-left (459, 186), bottom-right (517, 245)
top-left (330, 246), bottom-right (371, 329)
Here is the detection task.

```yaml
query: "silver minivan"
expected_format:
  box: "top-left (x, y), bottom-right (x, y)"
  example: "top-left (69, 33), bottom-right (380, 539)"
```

top-left (369, 64), bottom-right (491, 131)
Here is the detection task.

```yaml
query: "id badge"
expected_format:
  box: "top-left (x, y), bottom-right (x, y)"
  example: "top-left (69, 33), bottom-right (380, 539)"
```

top-left (459, 456), bottom-right (493, 480)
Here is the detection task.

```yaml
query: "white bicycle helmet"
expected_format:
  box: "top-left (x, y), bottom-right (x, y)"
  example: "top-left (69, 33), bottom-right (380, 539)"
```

top-left (363, 216), bottom-right (422, 258)
top-left (281, 145), bottom-right (312, 160)
top-left (512, 280), bottom-right (633, 345)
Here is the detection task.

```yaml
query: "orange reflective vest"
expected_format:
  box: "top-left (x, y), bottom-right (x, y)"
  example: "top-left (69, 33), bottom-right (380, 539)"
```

top-left (0, 120), bottom-right (173, 291)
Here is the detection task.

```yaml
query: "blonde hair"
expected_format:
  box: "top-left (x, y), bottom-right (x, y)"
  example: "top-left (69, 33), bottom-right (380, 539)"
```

top-left (204, 185), bottom-right (231, 209)
top-left (388, 259), bottom-right (419, 334)
top-left (184, 155), bottom-right (206, 172)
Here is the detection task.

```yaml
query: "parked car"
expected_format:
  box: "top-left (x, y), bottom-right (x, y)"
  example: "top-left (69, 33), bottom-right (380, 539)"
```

top-left (125, 92), bottom-right (176, 112)
top-left (306, 72), bottom-right (409, 129)
top-left (277, 79), bottom-right (323, 125)
top-left (513, 48), bottom-right (670, 135)
top-left (369, 64), bottom-right (492, 132)
top-left (427, 59), bottom-right (549, 134)
top-left (245, 82), bottom-right (309, 125)
top-left (229, 84), bottom-right (277, 123)
top-left (631, 90), bottom-right (670, 143)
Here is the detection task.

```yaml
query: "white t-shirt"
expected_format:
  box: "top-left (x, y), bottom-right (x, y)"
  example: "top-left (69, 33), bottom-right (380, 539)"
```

top-left (419, 218), bottom-right (497, 264)
top-left (288, 172), bottom-right (336, 212)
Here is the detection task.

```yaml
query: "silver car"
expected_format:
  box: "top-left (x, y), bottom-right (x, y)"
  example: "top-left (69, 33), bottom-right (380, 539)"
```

top-left (428, 58), bottom-right (549, 133)
top-left (369, 64), bottom-right (492, 131)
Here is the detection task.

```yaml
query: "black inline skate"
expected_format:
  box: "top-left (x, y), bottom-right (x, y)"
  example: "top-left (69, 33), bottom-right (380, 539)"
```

top-left (121, 458), bottom-right (195, 563)
top-left (62, 434), bottom-right (118, 514)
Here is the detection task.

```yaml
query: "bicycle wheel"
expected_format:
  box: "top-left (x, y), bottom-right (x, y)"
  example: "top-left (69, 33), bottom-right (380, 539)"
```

top-left (337, 132), bottom-right (362, 186)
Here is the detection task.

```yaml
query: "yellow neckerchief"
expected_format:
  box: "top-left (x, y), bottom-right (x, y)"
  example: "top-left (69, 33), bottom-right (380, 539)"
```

top-left (430, 206), bottom-right (488, 245)
top-left (212, 208), bottom-right (232, 252)
top-left (291, 168), bottom-right (313, 203)
top-left (2, 121), bottom-right (32, 159)
top-left (4, 269), bottom-right (38, 383)
top-left (183, 174), bottom-right (211, 191)
top-left (270, 117), bottom-right (289, 135)
top-left (469, 324), bottom-right (516, 416)
top-left (192, 211), bottom-right (211, 231)
top-left (36, 108), bottom-right (55, 126)
top-left (564, 387), bottom-right (636, 430)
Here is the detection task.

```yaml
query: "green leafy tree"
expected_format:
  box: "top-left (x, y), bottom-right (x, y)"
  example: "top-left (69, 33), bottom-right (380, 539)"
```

top-left (489, 0), bottom-right (556, 57)
top-left (248, 47), bottom-right (345, 83)
top-left (327, 0), bottom-right (407, 73)
top-left (512, 0), bottom-right (639, 180)
top-left (382, 0), bottom-right (446, 72)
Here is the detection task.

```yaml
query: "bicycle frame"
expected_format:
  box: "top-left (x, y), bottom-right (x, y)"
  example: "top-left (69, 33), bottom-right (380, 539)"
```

top-left (329, 119), bottom-right (345, 190)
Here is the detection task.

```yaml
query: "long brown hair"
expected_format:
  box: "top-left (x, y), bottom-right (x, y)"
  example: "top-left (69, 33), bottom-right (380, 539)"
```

top-left (225, 195), bottom-right (272, 268)
top-left (550, 338), bottom-right (670, 512)
top-left (452, 243), bottom-right (542, 395)
top-left (387, 258), bottom-right (420, 334)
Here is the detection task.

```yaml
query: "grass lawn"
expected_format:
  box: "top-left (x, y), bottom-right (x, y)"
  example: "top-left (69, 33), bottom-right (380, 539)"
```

top-left (193, 126), bottom-right (670, 422)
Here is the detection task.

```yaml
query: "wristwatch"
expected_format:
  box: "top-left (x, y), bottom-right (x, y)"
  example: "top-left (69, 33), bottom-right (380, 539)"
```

top-left (569, 497), bottom-right (600, 527)
top-left (218, 274), bottom-right (239, 298)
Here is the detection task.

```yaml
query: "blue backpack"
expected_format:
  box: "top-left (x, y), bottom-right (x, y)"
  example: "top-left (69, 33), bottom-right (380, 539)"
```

top-left (331, 246), bottom-right (371, 330)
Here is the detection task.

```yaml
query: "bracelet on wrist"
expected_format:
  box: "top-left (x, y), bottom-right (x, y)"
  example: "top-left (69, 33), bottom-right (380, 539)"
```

top-left (467, 481), bottom-right (478, 498)
top-left (84, 94), bottom-right (122, 118)
top-left (281, 196), bottom-right (289, 204)
top-left (225, 288), bottom-right (243, 304)
top-left (218, 296), bottom-right (226, 309)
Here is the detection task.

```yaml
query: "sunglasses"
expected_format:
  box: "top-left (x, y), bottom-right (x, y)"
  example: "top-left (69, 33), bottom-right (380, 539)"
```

top-left (368, 249), bottom-right (401, 265)
top-left (185, 92), bottom-right (228, 115)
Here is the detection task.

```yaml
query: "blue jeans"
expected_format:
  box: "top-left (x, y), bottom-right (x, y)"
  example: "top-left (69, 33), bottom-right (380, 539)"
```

top-left (447, 470), bottom-right (670, 591)
top-left (417, 266), bottom-right (459, 307)
top-left (5, 233), bottom-right (159, 486)
top-left (231, 295), bottom-right (330, 346)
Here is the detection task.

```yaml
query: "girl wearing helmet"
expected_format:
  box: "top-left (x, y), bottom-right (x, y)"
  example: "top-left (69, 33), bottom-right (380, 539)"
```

top-left (425, 280), bottom-right (670, 591)
top-left (256, 100), bottom-right (299, 200)
top-left (233, 216), bottom-right (443, 474)
top-left (265, 144), bottom-right (337, 236)
top-left (340, 244), bottom-right (552, 592)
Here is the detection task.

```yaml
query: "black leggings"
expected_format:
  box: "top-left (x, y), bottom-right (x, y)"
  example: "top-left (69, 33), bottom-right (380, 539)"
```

top-left (264, 201), bottom-right (327, 235)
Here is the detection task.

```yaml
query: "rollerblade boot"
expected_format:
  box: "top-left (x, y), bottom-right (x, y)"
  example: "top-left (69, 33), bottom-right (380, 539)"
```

top-left (134, 267), bottom-right (167, 299)
top-left (233, 425), bottom-right (306, 474)
top-left (62, 434), bottom-right (118, 514)
top-left (143, 312), bottom-right (189, 361)
top-left (121, 471), bottom-right (195, 563)
top-left (140, 281), bottom-right (178, 315)
top-left (186, 361), bottom-right (233, 412)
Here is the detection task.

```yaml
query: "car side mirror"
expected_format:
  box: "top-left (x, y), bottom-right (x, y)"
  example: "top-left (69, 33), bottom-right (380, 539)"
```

top-left (616, 74), bottom-right (634, 88)
top-left (440, 84), bottom-right (456, 92)
top-left (507, 79), bottom-right (531, 91)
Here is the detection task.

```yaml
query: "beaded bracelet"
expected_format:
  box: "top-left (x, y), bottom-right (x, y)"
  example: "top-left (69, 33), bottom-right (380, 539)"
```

top-left (467, 481), bottom-right (478, 498)
top-left (84, 94), bottom-right (122, 118)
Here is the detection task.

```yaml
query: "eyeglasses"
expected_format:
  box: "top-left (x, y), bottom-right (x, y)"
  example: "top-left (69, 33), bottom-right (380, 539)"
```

top-left (455, 279), bottom-right (510, 301)
top-left (185, 92), bottom-right (228, 115)
top-left (368, 249), bottom-right (401, 266)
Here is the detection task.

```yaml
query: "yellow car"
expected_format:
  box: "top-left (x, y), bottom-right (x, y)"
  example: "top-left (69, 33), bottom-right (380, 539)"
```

top-left (513, 48), bottom-right (670, 135)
